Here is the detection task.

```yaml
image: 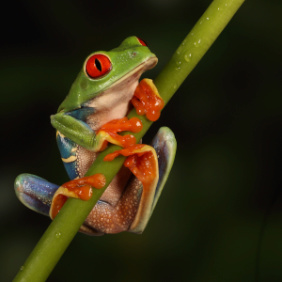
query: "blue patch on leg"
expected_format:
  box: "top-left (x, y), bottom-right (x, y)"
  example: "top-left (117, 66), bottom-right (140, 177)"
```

top-left (15, 174), bottom-right (59, 216)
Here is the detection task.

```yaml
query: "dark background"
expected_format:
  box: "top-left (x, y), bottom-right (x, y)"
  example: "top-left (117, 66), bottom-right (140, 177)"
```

top-left (1, 0), bottom-right (282, 281)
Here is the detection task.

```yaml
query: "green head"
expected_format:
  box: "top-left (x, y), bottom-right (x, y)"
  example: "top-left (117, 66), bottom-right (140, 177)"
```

top-left (58, 36), bottom-right (157, 113)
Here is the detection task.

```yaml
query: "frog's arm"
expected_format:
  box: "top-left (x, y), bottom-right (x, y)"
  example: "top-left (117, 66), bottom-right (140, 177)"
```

top-left (51, 112), bottom-right (143, 152)
top-left (51, 112), bottom-right (98, 151)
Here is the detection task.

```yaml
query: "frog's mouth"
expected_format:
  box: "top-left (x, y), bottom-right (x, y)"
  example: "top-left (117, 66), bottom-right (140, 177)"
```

top-left (110, 55), bottom-right (158, 87)
top-left (84, 56), bottom-right (158, 131)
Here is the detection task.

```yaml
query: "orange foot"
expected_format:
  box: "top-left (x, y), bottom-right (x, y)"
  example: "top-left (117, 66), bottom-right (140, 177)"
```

top-left (50, 173), bottom-right (106, 219)
top-left (104, 144), bottom-right (158, 191)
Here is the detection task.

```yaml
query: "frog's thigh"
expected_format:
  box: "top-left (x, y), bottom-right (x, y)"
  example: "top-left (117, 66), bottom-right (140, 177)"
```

top-left (82, 177), bottom-right (142, 235)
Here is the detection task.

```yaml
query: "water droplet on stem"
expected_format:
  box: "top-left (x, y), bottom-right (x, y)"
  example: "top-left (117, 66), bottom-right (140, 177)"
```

top-left (55, 232), bottom-right (62, 238)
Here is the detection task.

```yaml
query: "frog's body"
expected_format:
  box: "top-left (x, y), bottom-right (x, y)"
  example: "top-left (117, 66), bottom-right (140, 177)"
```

top-left (15, 37), bottom-right (176, 235)
top-left (56, 55), bottom-right (155, 180)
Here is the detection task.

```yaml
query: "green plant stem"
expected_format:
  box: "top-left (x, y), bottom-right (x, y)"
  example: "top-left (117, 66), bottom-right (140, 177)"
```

top-left (13, 0), bottom-right (244, 281)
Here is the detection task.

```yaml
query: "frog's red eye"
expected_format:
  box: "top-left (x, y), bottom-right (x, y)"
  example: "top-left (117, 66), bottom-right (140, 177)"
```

top-left (137, 37), bottom-right (147, 46)
top-left (86, 54), bottom-right (112, 79)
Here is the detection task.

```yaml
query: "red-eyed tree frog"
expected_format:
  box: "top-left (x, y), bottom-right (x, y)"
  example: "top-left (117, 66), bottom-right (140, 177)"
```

top-left (15, 36), bottom-right (176, 235)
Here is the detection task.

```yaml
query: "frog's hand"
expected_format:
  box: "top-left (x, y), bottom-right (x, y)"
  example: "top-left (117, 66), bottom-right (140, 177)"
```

top-left (14, 174), bottom-right (59, 216)
top-left (131, 78), bottom-right (164, 122)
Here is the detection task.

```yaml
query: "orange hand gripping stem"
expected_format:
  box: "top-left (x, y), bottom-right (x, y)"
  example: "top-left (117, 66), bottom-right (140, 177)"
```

top-left (131, 79), bottom-right (164, 122)
top-left (96, 117), bottom-right (143, 150)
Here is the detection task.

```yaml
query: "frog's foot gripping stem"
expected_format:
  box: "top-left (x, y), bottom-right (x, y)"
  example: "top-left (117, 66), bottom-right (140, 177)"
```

top-left (49, 174), bottom-right (106, 219)
top-left (14, 174), bottom-right (106, 218)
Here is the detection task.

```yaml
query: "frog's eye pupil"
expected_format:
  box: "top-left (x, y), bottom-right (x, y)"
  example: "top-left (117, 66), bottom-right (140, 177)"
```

top-left (86, 54), bottom-right (112, 79)
top-left (95, 58), bottom-right (102, 72)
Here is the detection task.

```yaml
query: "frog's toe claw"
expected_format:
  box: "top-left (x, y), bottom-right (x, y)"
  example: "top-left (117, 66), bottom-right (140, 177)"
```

top-left (14, 174), bottom-right (59, 216)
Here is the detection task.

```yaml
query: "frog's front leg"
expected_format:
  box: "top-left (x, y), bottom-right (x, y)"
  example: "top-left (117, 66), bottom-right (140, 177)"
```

top-left (51, 110), bottom-right (98, 151)
top-left (51, 111), bottom-right (143, 152)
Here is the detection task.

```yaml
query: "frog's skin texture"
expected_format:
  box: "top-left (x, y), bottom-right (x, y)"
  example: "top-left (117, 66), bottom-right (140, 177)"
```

top-left (15, 37), bottom-right (176, 235)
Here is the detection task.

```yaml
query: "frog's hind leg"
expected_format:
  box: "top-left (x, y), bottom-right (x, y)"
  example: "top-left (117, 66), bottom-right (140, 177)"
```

top-left (15, 174), bottom-right (59, 216)
top-left (128, 127), bottom-right (177, 233)
top-left (83, 127), bottom-right (176, 235)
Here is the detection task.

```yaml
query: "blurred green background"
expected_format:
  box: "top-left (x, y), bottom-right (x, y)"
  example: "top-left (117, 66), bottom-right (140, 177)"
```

top-left (1, 0), bottom-right (282, 281)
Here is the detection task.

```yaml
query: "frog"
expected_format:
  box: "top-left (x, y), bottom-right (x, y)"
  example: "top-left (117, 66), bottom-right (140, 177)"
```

top-left (14, 36), bottom-right (177, 235)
